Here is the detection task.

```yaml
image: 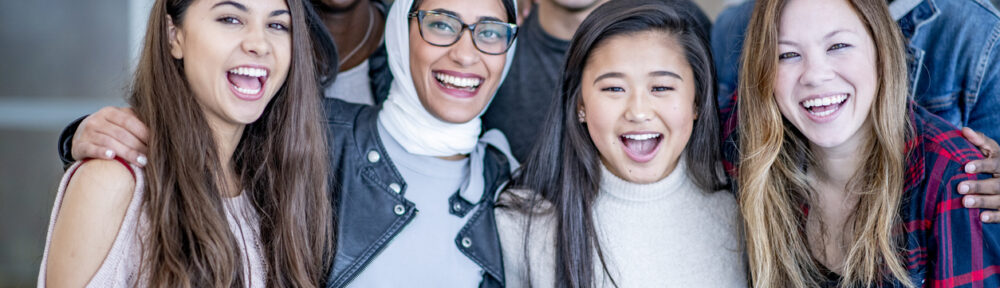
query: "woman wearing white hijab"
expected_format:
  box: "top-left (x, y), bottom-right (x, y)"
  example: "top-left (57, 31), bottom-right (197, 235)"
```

top-left (322, 0), bottom-right (519, 286)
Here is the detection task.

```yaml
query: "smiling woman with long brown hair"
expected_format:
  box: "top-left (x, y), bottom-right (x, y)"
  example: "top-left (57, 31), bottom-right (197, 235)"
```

top-left (37, 0), bottom-right (333, 286)
top-left (733, 0), bottom-right (1000, 286)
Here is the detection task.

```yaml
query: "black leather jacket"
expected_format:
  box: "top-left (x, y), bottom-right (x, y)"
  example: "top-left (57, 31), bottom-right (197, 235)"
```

top-left (322, 98), bottom-right (511, 288)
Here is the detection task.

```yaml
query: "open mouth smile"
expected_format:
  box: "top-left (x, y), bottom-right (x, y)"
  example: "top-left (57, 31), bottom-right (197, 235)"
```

top-left (620, 132), bottom-right (663, 163)
top-left (799, 93), bottom-right (849, 122)
top-left (227, 66), bottom-right (269, 100)
top-left (433, 71), bottom-right (483, 98)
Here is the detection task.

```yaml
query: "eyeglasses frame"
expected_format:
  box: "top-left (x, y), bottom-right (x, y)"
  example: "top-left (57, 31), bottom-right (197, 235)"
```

top-left (407, 10), bottom-right (518, 55)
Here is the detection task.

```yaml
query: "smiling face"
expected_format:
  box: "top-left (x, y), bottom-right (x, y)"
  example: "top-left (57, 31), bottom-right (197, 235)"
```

top-left (580, 31), bottom-right (696, 184)
top-left (774, 0), bottom-right (877, 149)
top-left (408, 0), bottom-right (510, 123)
top-left (169, 0), bottom-right (292, 130)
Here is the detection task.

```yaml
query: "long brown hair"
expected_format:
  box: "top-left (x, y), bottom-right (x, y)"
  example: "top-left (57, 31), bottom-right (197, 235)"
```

top-left (737, 0), bottom-right (912, 287)
top-left (129, 0), bottom-right (332, 286)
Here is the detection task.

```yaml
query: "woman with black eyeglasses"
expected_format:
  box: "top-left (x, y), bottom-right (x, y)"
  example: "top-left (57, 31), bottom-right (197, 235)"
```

top-left (321, 0), bottom-right (519, 286)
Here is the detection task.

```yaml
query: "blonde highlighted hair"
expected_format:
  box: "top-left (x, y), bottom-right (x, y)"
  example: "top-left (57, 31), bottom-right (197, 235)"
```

top-left (736, 0), bottom-right (913, 287)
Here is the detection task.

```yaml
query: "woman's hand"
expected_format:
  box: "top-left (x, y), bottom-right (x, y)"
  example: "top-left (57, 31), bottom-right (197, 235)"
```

top-left (71, 107), bottom-right (150, 167)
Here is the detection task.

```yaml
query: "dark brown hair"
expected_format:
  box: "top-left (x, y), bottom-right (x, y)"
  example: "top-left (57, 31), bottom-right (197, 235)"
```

top-left (129, 0), bottom-right (332, 286)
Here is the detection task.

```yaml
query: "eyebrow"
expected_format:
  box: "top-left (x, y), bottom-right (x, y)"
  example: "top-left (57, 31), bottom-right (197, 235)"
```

top-left (213, 1), bottom-right (289, 17)
top-left (778, 29), bottom-right (852, 46)
top-left (593, 72), bottom-right (625, 84)
top-left (213, 1), bottom-right (247, 11)
top-left (593, 71), bottom-right (682, 84)
top-left (650, 70), bottom-right (683, 80)
top-left (429, 8), bottom-right (505, 23)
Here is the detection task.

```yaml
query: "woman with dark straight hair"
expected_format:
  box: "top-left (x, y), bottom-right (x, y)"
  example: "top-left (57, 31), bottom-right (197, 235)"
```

top-left (38, 0), bottom-right (333, 286)
top-left (496, 0), bottom-right (745, 287)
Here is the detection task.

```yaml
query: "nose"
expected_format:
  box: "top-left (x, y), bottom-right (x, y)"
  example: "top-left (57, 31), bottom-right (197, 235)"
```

top-left (624, 89), bottom-right (653, 123)
top-left (241, 25), bottom-right (271, 57)
top-left (448, 30), bottom-right (481, 67)
top-left (799, 53), bottom-right (835, 87)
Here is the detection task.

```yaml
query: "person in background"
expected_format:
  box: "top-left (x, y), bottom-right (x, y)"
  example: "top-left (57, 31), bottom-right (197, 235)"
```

top-left (496, 0), bottom-right (744, 287)
top-left (38, 0), bottom-right (333, 286)
top-left (482, 0), bottom-right (712, 161)
top-left (313, 0), bottom-right (393, 104)
top-left (731, 0), bottom-right (999, 286)
top-left (712, 0), bottom-right (1000, 221)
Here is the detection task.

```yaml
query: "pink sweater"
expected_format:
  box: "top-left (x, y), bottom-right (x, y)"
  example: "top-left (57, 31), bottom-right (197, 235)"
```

top-left (37, 161), bottom-right (267, 287)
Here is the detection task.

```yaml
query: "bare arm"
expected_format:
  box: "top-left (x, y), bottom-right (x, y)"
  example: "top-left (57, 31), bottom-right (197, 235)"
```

top-left (45, 160), bottom-right (136, 287)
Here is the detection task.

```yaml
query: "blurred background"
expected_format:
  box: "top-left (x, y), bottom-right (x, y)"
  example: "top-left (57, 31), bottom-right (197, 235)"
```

top-left (0, 0), bottom-right (738, 286)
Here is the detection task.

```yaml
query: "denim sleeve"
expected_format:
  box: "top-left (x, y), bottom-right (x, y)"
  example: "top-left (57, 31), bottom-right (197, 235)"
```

top-left (711, 1), bottom-right (754, 109)
top-left (58, 115), bottom-right (86, 168)
top-left (967, 25), bottom-right (1000, 141)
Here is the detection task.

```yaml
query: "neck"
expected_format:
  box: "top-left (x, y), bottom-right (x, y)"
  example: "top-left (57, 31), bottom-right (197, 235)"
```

top-left (809, 125), bottom-right (873, 192)
top-left (536, 0), bottom-right (603, 40)
top-left (319, 0), bottom-right (384, 71)
top-left (207, 118), bottom-right (245, 197)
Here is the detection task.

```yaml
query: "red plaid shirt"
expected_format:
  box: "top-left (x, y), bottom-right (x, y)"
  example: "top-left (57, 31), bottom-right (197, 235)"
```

top-left (719, 93), bottom-right (999, 287)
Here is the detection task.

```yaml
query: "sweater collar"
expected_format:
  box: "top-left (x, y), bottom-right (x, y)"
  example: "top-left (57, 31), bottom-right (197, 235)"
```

top-left (599, 157), bottom-right (690, 202)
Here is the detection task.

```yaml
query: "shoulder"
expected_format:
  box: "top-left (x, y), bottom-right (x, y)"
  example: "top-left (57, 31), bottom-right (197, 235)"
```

top-left (44, 159), bottom-right (140, 287)
top-left (913, 105), bottom-right (984, 165)
top-left (322, 97), bottom-right (375, 127)
top-left (495, 189), bottom-right (555, 235)
top-left (66, 159), bottom-right (138, 206)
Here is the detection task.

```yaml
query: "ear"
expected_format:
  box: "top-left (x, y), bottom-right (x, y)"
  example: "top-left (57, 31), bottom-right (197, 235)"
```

top-left (167, 15), bottom-right (184, 60)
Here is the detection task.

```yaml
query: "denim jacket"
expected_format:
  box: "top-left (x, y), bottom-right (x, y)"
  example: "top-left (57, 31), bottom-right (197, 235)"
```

top-left (711, 0), bottom-right (1000, 139)
top-left (322, 98), bottom-right (511, 288)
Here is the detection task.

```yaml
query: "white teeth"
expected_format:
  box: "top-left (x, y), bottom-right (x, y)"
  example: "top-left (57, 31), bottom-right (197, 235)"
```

top-left (810, 109), bottom-right (835, 117)
top-left (234, 85), bottom-right (261, 95)
top-left (623, 133), bottom-right (660, 140)
top-left (801, 94), bottom-right (848, 109)
top-left (434, 73), bottom-right (482, 88)
top-left (228, 67), bottom-right (268, 78)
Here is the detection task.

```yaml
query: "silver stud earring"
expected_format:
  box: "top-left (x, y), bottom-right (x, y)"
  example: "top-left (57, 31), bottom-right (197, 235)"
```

top-left (577, 109), bottom-right (586, 123)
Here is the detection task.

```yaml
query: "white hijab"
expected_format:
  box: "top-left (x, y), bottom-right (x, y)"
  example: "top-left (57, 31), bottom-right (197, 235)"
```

top-left (378, 0), bottom-right (517, 157)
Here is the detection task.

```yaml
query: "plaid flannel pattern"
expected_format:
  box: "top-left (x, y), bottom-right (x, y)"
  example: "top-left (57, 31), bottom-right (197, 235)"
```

top-left (719, 92), bottom-right (999, 287)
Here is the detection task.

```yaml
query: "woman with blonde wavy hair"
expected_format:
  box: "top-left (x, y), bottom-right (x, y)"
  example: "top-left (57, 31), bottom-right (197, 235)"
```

top-left (731, 0), bottom-right (1000, 286)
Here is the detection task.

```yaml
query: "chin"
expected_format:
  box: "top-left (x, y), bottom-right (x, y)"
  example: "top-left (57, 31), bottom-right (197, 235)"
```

top-left (428, 103), bottom-right (485, 124)
top-left (233, 109), bottom-right (269, 125)
top-left (802, 133), bottom-right (849, 149)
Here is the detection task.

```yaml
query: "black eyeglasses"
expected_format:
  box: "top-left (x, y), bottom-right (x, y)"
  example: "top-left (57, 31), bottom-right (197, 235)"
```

top-left (408, 10), bottom-right (518, 55)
